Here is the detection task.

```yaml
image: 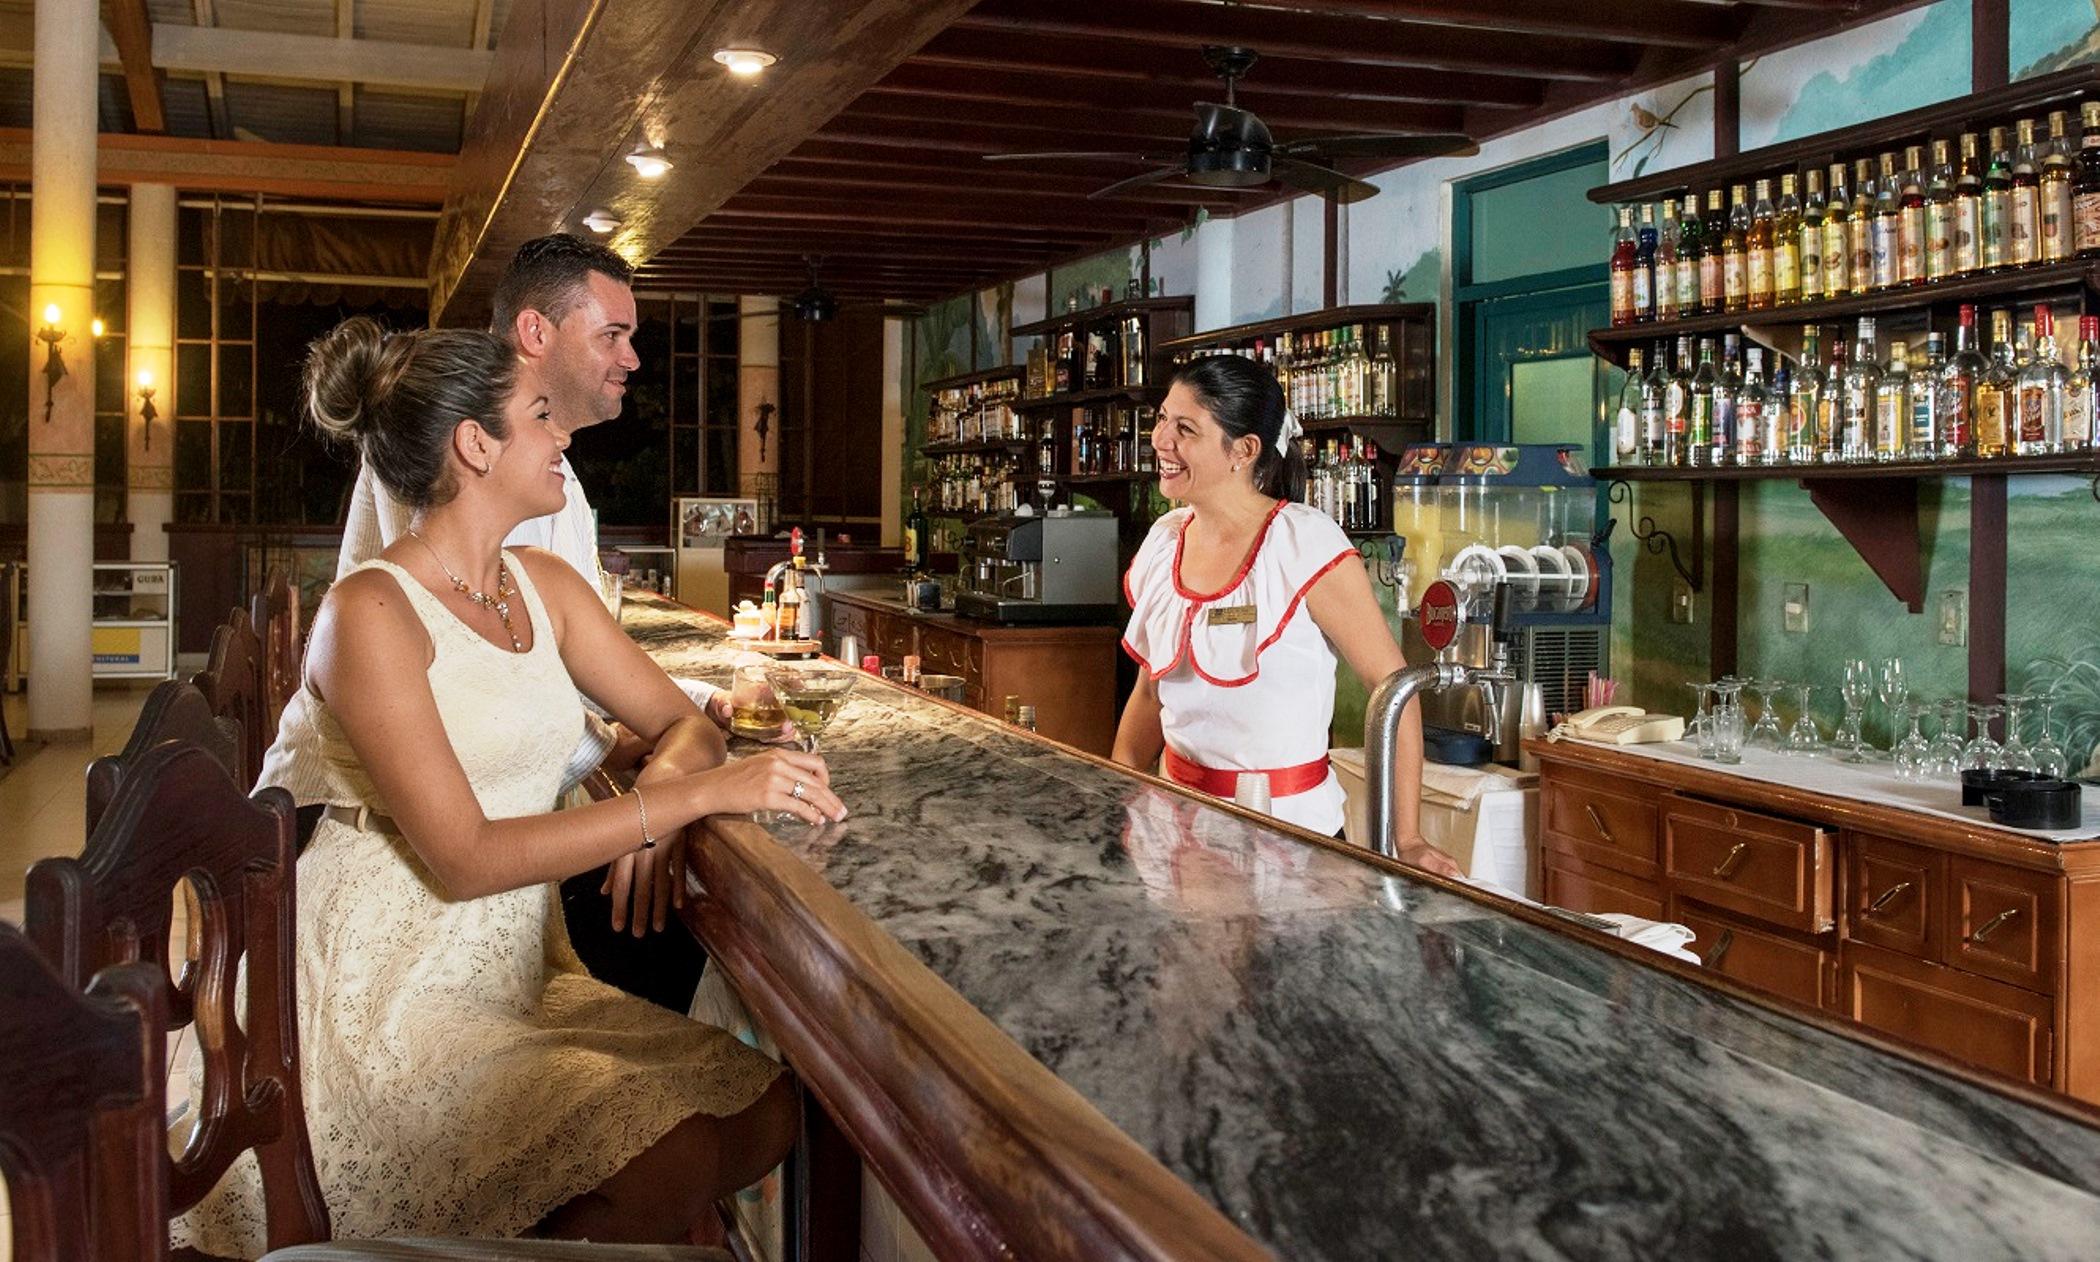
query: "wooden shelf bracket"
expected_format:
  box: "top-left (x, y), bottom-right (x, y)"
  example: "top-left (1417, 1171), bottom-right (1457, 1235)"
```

top-left (1608, 479), bottom-right (1705, 592)
top-left (1803, 478), bottom-right (1925, 613)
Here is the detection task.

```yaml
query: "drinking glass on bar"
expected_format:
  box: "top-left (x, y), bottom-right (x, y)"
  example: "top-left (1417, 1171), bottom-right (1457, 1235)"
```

top-left (1876, 658), bottom-right (1908, 753)
top-left (1836, 658), bottom-right (1873, 762)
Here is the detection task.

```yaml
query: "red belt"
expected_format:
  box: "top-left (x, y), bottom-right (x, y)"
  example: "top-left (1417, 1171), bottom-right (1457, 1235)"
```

top-left (1164, 747), bottom-right (1331, 799)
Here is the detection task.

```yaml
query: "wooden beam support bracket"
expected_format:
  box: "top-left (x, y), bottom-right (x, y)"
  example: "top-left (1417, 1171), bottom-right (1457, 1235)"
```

top-left (1805, 478), bottom-right (1925, 614)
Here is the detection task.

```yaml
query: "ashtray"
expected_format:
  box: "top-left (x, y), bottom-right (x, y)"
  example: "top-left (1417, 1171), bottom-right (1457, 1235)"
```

top-left (1984, 778), bottom-right (2082, 830)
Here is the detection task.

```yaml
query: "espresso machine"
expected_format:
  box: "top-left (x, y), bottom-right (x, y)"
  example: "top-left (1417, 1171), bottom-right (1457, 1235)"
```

top-left (956, 509), bottom-right (1120, 623)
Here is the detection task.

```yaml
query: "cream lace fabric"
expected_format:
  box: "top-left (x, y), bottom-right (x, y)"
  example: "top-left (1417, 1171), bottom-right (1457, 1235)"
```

top-left (176, 554), bottom-right (781, 1259)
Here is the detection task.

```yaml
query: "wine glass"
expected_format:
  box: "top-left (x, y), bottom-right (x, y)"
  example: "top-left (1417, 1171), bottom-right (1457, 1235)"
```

top-left (1997, 693), bottom-right (2039, 773)
top-left (1892, 700), bottom-right (1930, 779)
top-left (1783, 682), bottom-right (1823, 755)
top-left (1709, 681), bottom-right (1748, 764)
top-left (765, 665), bottom-right (859, 754)
top-left (1876, 658), bottom-right (1908, 753)
top-left (1746, 679), bottom-right (1785, 751)
top-left (2034, 694), bottom-right (2071, 779)
top-left (1837, 658), bottom-right (1873, 762)
top-left (1686, 682), bottom-right (1718, 758)
top-left (1962, 704), bottom-right (2005, 772)
top-left (1924, 698), bottom-right (1967, 778)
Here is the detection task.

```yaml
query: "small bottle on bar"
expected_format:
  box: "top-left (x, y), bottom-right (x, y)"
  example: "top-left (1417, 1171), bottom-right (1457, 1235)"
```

top-left (1799, 167), bottom-right (1826, 302)
top-left (1822, 162), bottom-right (1853, 297)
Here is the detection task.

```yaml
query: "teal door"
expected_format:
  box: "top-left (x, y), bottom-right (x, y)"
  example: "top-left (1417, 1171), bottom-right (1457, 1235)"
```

top-left (1465, 284), bottom-right (1616, 465)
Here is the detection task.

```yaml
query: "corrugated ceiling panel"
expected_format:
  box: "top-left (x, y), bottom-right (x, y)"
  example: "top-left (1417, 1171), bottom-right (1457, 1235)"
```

top-left (355, 89), bottom-right (463, 153)
top-left (214, 0), bottom-right (332, 36)
top-left (160, 76), bottom-right (215, 138)
top-left (0, 68), bottom-right (30, 131)
top-left (359, 0), bottom-right (475, 47)
top-left (224, 80), bottom-right (337, 145)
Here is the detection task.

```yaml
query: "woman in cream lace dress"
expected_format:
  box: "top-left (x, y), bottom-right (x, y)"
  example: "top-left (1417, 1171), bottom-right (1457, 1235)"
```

top-left (175, 318), bottom-right (848, 1257)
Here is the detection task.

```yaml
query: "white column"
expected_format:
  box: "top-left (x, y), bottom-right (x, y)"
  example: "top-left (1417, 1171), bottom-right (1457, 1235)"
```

top-left (127, 183), bottom-right (176, 563)
top-left (1193, 215), bottom-right (1237, 333)
top-left (880, 316), bottom-right (904, 546)
top-left (26, 0), bottom-right (100, 742)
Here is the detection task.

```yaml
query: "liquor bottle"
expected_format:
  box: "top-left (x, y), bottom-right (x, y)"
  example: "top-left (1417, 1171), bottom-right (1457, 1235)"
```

top-left (905, 486), bottom-right (929, 573)
top-left (1773, 173), bottom-right (1802, 306)
top-left (1875, 340), bottom-right (1910, 462)
top-left (1634, 203), bottom-right (1658, 322)
top-left (1790, 326), bottom-right (1825, 465)
top-left (1713, 332), bottom-right (1743, 466)
top-left (1643, 340), bottom-right (1671, 465)
top-left (1357, 438), bottom-right (1381, 529)
top-left (1941, 304), bottom-right (1987, 457)
top-left (1665, 335), bottom-right (1695, 467)
top-left (1699, 189), bottom-right (1726, 315)
top-left (1925, 138), bottom-right (1956, 281)
top-left (1722, 185), bottom-right (1750, 313)
top-left (2043, 109), bottom-right (2077, 262)
top-left (1823, 163), bottom-right (1853, 297)
top-left (1871, 151), bottom-right (1901, 290)
top-left (1910, 333), bottom-right (1947, 460)
top-left (1983, 125), bottom-right (2013, 270)
top-left (1849, 157), bottom-right (1876, 294)
top-left (1736, 347), bottom-right (1769, 466)
top-left (1371, 325), bottom-right (1398, 416)
top-left (1842, 317), bottom-right (1880, 462)
top-left (1689, 337), bottom-right (1720, 466)
top-left (1898, 144), bottom-right (1927, 285)
top-left (1800, 167), bottom-right (1827, 302)
top-left (1657, 199), bottom-right (1680, 322)
top-left (2077, 103), bottom-right (2100, 258)
top-left (2015, 304), bottom-right (2067, 455)
top-left (1676, 193), bottom-right (1703, 314)
top-left (1747, 179), bottom-right (1776, 310)
top-left (1615, 348), bottom-right (1645, 463)
top-left (2011, 118), bottom-right (2042, 266)
top-left (1769, 359), bottom-right (1793, 466)
top-left (1818, 336), bottom-right (1848, 463)
top-left (2068, 316), bottom-right (2099, 451)
top-left (1975, 308), bottom-right (2016, 458)
top-left (1955, 132), bottom-right (1985, 273)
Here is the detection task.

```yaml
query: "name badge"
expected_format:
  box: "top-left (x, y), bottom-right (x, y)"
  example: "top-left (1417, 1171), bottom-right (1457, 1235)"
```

top-left (1206, 604), bottom-right (1257, 627)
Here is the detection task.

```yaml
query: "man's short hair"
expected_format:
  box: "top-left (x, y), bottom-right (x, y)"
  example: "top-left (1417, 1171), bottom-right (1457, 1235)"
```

top-left (488, 234), bottom-right (637, 336)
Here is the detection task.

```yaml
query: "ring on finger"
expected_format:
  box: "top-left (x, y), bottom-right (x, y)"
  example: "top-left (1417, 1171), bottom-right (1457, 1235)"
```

top-left (790, 779), bottom-right (806, 800)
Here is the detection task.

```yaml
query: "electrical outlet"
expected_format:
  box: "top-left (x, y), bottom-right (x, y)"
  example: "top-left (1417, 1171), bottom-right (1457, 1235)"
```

top-left (1783, 582), bottom-right (1810, 634)
top-left (1670, 579), bottom-right (1695, 625)
top-left (1939, 589), bottom-right (1968, 647)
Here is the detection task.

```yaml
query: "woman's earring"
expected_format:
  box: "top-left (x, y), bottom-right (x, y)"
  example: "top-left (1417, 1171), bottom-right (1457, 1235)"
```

top-left (1232, 462), bottom-right (1243, 473)
top-left (477, 463), bottom-right (491, 476)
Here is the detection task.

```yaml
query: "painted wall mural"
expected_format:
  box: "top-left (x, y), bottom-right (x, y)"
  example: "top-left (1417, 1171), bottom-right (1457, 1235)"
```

top-left (907, 0), bottom-right (2100, 762)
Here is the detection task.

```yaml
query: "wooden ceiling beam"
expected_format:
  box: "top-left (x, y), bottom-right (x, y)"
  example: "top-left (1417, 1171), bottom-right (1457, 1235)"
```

top-left (895, 44), bottom-right (1545, 111)
top-left (856, 77), bottom-right (1468, 137)
top-left (688, 218), bottom-right (1106, 247)
top-left (1140, 0), bottom-right (1733, 46)
top-left (0, 128), bottom-right (453, 202)
top-left (102, 0), bottom-right (166, 132)
top-left (430, 0), bottom-right (979, 322)
top-left (700, 210), bottom-right (1123, 243)
top-left (951, 0), bottom-right (1637, 82)
top-left (824, 106), bottom-right (1195, 154)
top-left (746, 169), bottom-right (1245, 210)
top-left (333, 0), bottom-right (355, 145)
top-left (725, 195), bottom-right (1174, 233)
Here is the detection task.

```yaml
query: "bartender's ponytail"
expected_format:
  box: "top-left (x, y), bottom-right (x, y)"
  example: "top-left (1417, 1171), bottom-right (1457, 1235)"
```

top-left (1169, 355), bottom-right (1307, 503)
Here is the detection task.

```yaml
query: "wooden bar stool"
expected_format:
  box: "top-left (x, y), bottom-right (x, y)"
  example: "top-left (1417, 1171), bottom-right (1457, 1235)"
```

top-left (190, 608), bottom-right (267, 789)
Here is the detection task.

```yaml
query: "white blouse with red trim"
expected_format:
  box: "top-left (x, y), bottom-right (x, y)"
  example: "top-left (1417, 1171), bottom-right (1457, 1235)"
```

top-left (1122, 501), bottom-right (1359, 834)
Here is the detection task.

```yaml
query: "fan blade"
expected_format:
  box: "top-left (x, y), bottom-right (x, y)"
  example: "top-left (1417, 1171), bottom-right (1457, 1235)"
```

top-left (982, 151), bottom-right (1179, 164)
top-left (1090, 165), bottom-right (1190, 201)
top-left (1192, 102), bottom-right (1272, 153)
top-left (1270, 156), bottom-right (1380, 205)
top-left (1274, 133), bottom-right (1478, 161)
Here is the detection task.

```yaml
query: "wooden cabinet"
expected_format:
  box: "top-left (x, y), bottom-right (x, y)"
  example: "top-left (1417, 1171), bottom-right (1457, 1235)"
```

top-left (1534, 744), bottom-right (2099, 1102)
top-left (828, 592), bottom-right (1119, 756)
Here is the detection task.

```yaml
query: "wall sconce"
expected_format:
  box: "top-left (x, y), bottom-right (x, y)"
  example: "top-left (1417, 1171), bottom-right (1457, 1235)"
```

top-left (91, 317), bottom-right (105, 338)
top-left (136, 369), bottom-right (159, 451)
top-left (35, 303), bottom-right (67, 424)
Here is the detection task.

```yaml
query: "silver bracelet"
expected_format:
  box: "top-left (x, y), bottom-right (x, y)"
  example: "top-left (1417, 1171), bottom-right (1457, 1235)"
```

top-left (634, 785), bottom-right (656, 850)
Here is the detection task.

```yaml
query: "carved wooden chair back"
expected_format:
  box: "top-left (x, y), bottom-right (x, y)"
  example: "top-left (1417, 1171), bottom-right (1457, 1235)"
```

top-left (0, 924), bottom-right (168, 1262)
top-left (24, 742), bottom-right (330, 1252)
top-left (250, 565), bottom-right (302, 733)
top-left (85, 680), bottom-right (241, 832)
top-left (191, 607), bottom-right (268, 789)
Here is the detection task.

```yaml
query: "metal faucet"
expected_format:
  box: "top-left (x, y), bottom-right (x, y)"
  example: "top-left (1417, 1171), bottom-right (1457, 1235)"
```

top-left (1364, 661), bottom-right (1468, 860)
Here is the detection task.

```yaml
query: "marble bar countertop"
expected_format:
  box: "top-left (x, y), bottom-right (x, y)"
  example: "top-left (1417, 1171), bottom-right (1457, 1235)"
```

top-left (623, 595), bottom-right (2100, 1260)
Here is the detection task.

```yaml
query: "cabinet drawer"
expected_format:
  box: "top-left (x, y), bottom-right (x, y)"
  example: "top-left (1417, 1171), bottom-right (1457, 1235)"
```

top-left (1944, 858), bottom-right (2059, 995)
top-left (1664, 795), bottom-right (1833, 934)
top-left (1541, 768), bottom-right (1661, 879)
top-left (871, 615), bottom-right (916, 665)
top-left (1841, 941), bottom-right (2054, 1087)
top-left (1845, 834), bottom-right (1942, 960)
top-left (829, 603), bottom-right (870, 653)
top-left (1674, 899), bottom-right (1833, 1012)
top-left (1543, 852), bottom-right (1665, 921)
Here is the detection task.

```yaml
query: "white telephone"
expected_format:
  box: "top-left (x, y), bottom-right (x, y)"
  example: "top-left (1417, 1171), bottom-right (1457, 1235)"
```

top-left (1548, 705), bottom-right (1686, 745)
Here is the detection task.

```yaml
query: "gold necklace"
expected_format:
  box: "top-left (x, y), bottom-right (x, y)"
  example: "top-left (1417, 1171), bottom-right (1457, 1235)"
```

top-left (408, 530), bottom-right (524, 652)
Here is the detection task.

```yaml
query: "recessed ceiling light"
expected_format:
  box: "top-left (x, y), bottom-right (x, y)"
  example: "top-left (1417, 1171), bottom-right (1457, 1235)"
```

top-left (582, 209), bottom-right (622, 233)
top-left (712, 48), bottom-right (777, 76)
top-left (625, 144), bottom-right (672, 179)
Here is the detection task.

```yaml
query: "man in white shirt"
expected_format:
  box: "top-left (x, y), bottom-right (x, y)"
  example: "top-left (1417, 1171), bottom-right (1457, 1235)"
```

top-left (335, 234), bottom-right (714, 1011)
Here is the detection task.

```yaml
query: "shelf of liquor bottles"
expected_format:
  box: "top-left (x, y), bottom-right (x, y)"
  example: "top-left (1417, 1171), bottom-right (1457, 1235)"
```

top-left (1597, 451), bottom-right (2098, 483)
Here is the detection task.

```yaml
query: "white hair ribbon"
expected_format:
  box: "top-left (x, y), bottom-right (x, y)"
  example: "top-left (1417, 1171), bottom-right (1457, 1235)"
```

top-left (1275, 408), bottom-right (1303, 456)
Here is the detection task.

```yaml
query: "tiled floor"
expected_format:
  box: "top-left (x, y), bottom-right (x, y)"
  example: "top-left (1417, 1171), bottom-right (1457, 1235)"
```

top-left (2, 681), bottom-right (163, 1262)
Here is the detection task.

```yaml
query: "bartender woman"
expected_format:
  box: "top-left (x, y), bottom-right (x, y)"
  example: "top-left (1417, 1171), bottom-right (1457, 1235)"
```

top-left (1112, 354), bottom-right (1458, 878)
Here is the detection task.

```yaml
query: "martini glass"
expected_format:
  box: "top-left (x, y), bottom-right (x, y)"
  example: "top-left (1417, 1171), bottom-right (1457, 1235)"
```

top-left (765, 665), bottom-right (859, 754)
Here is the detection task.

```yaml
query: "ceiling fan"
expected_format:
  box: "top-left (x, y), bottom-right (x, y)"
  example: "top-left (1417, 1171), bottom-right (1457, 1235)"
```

top-left (983, 47), bottom-right (1479, 205)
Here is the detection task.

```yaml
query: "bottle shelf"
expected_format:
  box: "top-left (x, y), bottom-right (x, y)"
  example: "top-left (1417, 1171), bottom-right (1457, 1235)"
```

top-left (920, 439), bottom-right (1031, 457)
top-left (1013, 384), bottom-right (1162, 411)
top-left (1589, 259), bottom-right (2100, 368)
top-left (1010, 296), bottom-right (1194, 339)
top-left (1053, 471), bottom-right (1153, 485)
top-left (920, 365), bottom-right (1025, 393)
top-left (1597, 451), bottom-right (2098, 483)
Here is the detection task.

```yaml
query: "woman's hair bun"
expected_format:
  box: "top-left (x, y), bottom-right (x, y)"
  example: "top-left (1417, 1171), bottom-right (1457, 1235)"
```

top-left (303, 315), bottom-right (397, 444)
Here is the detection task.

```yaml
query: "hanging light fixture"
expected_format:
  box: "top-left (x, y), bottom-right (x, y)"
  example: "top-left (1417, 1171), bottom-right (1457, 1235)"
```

top-left (791, 257), bottom-right (836, 322)
top-left (625, 143), bottom-right (673, 179)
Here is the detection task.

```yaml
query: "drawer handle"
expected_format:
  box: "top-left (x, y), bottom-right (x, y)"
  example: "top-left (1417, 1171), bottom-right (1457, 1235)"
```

top-left (1969, 908), bottom-right (2022, 945)
top-left (1711, 842), bottom-right (1749, 880)
top-left (1706, 929), bottom-right (1736, 969)
top-left (1865, 881), bottom-right (1913, 916)
top-left (1582, 804), bottom-right (1617, 845)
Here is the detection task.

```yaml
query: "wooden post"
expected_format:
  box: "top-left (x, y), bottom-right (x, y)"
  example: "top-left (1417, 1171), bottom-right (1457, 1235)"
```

top-left (1709, 56), bottom-right (1740, 677)
top-left (1972, 3), bottom-right (2009, 730)
top-left (1323, 195), bottom-right (1339, 309)
top-left (1973, 0), bottom-right (2010, 91)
